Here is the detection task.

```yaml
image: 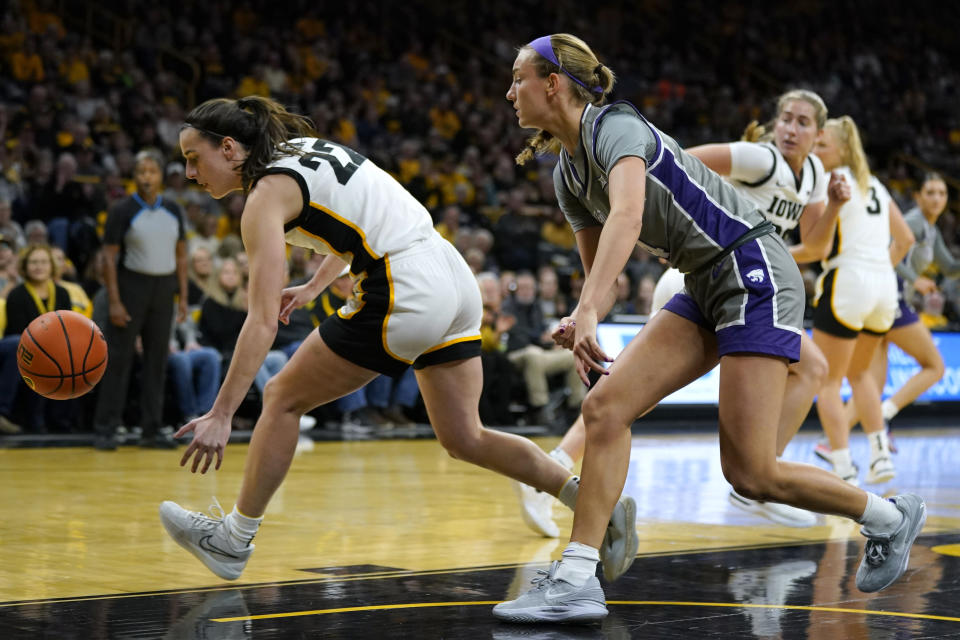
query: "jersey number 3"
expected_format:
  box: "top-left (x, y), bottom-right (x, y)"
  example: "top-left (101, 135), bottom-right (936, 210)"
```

top-left (866, 187), bottom-right (881, 215)
top-left (298, 139), bottom-right (365, 185)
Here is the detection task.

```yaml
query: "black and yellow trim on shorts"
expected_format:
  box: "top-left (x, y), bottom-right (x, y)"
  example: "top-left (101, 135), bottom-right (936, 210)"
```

top-left (812, 268), bottom-right (858, 338)
top-left (319, 255), bottom-right (411, 377)
top-left (413, 335), bottom-right (482, 369)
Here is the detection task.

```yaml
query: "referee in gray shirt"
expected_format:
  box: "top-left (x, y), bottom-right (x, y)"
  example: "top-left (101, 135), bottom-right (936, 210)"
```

top-left (94, 149), bottom-right (189, 450)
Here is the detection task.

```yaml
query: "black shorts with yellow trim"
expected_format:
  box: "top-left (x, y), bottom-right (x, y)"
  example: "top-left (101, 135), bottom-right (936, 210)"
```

top-left (813, 269), bottom-right (857, 339)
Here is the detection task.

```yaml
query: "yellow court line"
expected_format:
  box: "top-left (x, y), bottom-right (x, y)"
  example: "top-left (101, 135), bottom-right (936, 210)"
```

top-left (213, 600), bottom-right (960, 624)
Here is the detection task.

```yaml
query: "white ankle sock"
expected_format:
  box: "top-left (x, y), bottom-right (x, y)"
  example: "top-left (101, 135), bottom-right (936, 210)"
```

top-left (550, 447), bottom-right (575, 471)
top-left (881, 399), bottom-right (899, 422)
top-left (868, 430), bottom-right (891, 459)
top-left (832, 447), bottom-right (853, 470)
top-left (557, 476), bottom-right (579, 510)
top-left (858, 492), bottom-right (903, 532)
top-left (225, 506), bottom-right (262, 549)
top-left (554, 542), bottom-right (599, 587)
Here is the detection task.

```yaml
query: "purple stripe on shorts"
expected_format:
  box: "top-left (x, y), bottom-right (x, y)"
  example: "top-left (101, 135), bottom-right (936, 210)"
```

top-left (649, 146), bottom-right (751, 248)
top-left (716, 324), bottom-right (801, 361)
top-left (892, 276), bottom-right (919, 329)
top-left (662, 240), bottom-right (801, 363)
top-left (662, 292), bottom-right (711, 329)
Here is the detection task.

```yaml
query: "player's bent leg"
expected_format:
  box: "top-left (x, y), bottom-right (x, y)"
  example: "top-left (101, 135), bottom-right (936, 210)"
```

top-left (582, 312), bottom-right (717, 581)
top-left (161, 332), bottom-right (379, 581)
top-left (887, 322), bottom-right (945, 413)
top-left (415, 356), bottom-right (572, 498)
top-left (776, 333), bottom-right (827, 454)
top-left (237, 332), bottom-right (380, 517)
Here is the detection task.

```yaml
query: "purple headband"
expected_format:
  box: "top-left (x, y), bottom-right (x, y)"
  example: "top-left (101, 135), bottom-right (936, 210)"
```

top-left (528, 36), bottom-right (603, 95)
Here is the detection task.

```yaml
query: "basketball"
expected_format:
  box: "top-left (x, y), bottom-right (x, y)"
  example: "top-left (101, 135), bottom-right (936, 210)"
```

top-left (17, 310), bottom-right (108, 400)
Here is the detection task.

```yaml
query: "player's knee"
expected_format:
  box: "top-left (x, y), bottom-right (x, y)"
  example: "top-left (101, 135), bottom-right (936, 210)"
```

top-left (722, 459), bottom-right (779, 501)
top-left (262, 375), bottom-right (303, 415)
top-left (804, 349), bottom-right (829, 388)
top-left (929, 353), bottom-right (946, 379)
top-left (437, 425), bottom-right (483, 463)
top-left (581, 392), bottom-right (628, 442)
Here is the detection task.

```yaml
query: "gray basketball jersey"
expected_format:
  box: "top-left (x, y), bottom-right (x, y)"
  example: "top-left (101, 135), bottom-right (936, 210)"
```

top-left (554, 102), bottom-right (768, 274)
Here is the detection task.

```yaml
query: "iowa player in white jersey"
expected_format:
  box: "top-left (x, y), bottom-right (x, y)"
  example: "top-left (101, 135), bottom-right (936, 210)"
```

top-left (155, 96), bottom-right (638, 583)
top-left (829, 173), bottom-right (955, 457)
top-left (496, 34), bottom-right (925, 624)
top-left (651, 90), bottom-right (849, 527)
top-left (810, 117), bottom-right (914, 486)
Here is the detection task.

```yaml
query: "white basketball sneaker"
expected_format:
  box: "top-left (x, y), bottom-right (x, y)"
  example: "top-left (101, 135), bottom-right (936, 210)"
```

top-left (599, 495), bottom-right (639, 582)
top-left (728, 489), bottom-right (818, 527)
top-left (159, 499), bottom-right (254, 580)
top-left (866, 455), bottom-right (895, 484)
top-left (512, 481), bottom-right (560, 538)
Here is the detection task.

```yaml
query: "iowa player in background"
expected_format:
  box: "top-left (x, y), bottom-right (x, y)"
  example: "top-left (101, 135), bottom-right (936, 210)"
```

top-left (157, 96), bottom-right (636, 584)
top-left (810, 116), bottom-right (914, 486)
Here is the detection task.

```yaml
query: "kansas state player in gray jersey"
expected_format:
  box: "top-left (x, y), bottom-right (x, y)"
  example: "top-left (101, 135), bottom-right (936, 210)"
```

top-left (494, 33), bottom-right (926, 624)
top-left (513, 90), bottom-right (849, 533)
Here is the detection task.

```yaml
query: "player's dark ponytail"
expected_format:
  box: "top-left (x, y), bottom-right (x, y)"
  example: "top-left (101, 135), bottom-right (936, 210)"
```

top-left (183, 96), bottom-right (316, 192)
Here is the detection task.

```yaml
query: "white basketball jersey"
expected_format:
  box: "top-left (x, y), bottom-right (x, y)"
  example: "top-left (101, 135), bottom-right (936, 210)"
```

top-left (727, 141), bottom-right (827, 242)
top-left (822, 168), bottom-right (892, 270)
top-left (266, 137), bottom-right (436, 275)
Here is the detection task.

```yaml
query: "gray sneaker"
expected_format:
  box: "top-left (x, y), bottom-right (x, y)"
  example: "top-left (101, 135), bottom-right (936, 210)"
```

top-left (159, 499), bottom-right (254, 580)
top-left (856, 494), bottom-right (926, 593)
top-left (599, 495), bottom-right (638, 582)
top-left (493, 561), bottom-right (608, 624)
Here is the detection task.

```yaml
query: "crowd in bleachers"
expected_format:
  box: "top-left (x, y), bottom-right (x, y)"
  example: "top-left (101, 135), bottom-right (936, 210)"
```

top-left (0, 0), bottom-right (958, 438)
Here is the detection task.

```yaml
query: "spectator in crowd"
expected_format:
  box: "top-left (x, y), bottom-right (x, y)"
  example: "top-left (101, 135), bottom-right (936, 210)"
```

top-left (197, 257), bottom-right (248, 370)
top-left (477, 271), bottom-right (519, 426)
top-left (536, 265), bottom-right (568, 322)
top-left (0, 244), bottom-right (72, 433)
top-left (168, 309), bottom-right (222, 427)
top-left (51, 246), bottom-right (92, 318)
top-left (187, 245), bottom-right (215, 303)
top-left (93, 149), bottom-right (188, 450)
top-left (0, 235), bottom-right (19, 298)
top-left (0, 198), bottom-right (26, 251)
top-left (503, 271), bottom-right (584, 426)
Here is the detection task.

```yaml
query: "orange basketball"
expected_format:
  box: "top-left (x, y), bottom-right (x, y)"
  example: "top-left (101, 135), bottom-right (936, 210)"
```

top-left (17, 310), bottom-right (108, 400)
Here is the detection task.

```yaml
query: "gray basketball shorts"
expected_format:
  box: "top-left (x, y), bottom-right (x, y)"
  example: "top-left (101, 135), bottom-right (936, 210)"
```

top-left (662, 232), bottom-right (804, 362)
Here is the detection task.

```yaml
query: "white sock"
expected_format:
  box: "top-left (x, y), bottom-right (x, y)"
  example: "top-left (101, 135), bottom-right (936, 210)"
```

top-left (868, 430), bottom-right (891, 459)
top-left (554, 542), bottom-right (599, 587)
top-left (550, 447), bottom-right (575, 471)
top-left (557, 476), bottom-right (579, 510)
top-left (858, 492), bottom-right (904, 533)
top-left (832, 448), bottom-right (854, 470)
top-left (225, 506), bottom-right (262, 549)
top-left (881, 399), bottom-right (899, 422)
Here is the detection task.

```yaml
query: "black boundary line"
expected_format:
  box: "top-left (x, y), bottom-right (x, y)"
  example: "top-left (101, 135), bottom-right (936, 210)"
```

top-left (4, 531), bottom-right (956, 608)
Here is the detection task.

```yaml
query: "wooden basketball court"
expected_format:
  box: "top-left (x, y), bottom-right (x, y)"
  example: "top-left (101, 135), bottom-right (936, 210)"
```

top-left (2, 426), bottom-right (959, 638)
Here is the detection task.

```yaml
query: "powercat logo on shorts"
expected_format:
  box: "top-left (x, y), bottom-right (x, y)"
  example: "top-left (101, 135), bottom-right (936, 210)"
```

top-left (745, 268), bottom-right (765, 284)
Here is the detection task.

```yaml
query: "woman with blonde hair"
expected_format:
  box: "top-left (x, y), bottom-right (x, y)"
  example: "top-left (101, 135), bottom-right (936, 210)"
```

top-left (516, 88), bottom-right (850, 531)
top-left (811, 116), bottom-right (914, 485)
top-left (0, 244), bottom-right (72, 433)
top-left (496, 33), bottom-right (925, 623)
